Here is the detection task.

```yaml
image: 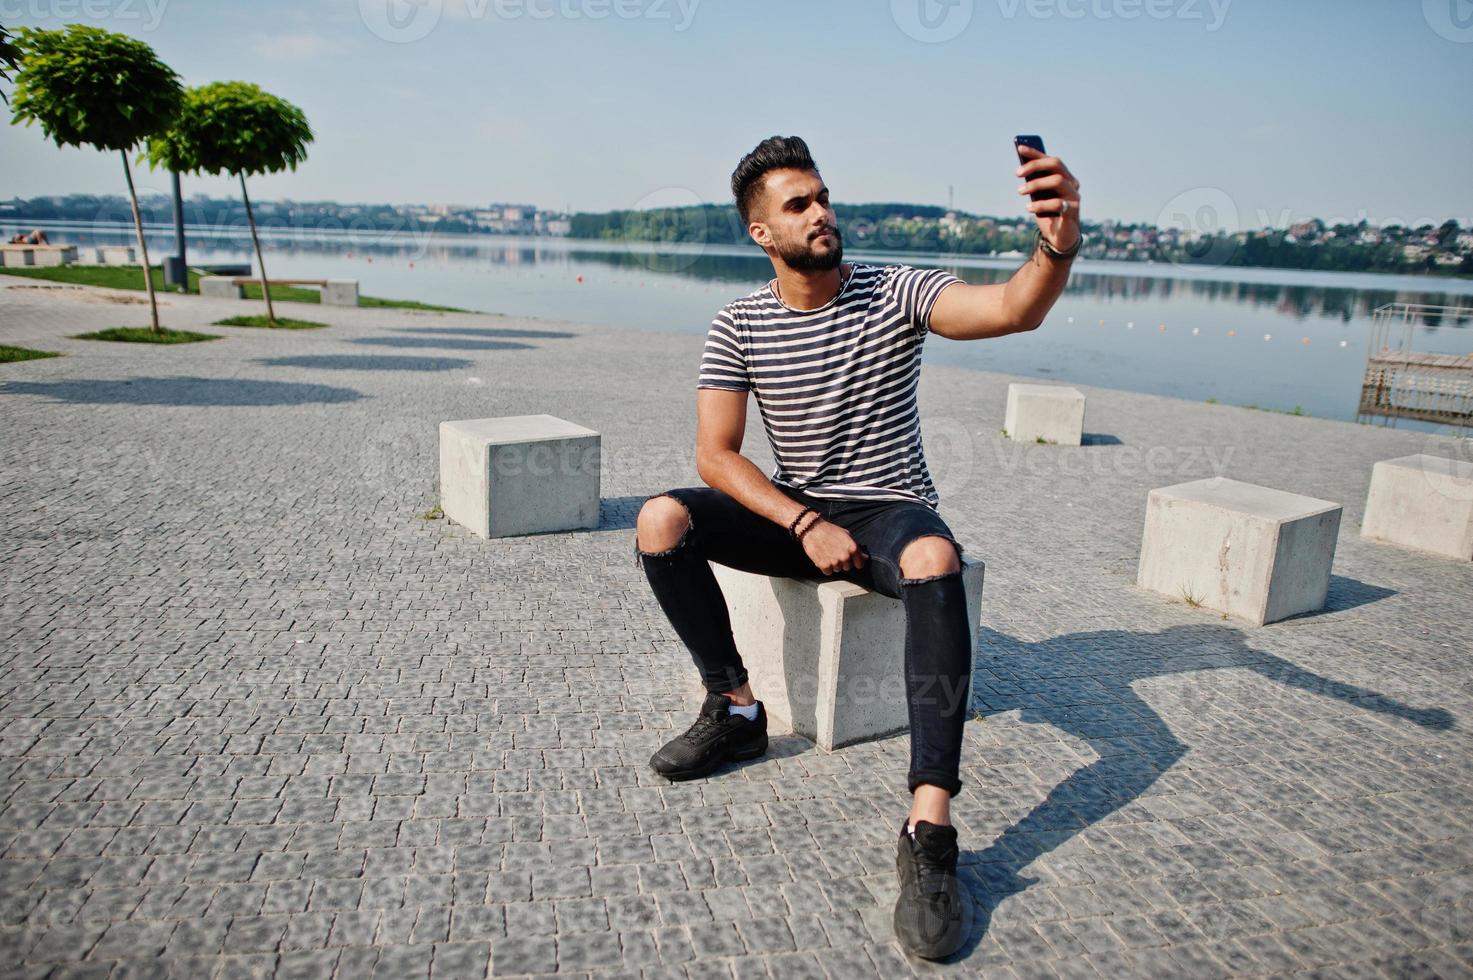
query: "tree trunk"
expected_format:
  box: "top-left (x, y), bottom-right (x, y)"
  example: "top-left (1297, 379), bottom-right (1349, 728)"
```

top-left (239, 172), bottom-right (275, 326)
top-left (121, 151), bottom-right (161, 334)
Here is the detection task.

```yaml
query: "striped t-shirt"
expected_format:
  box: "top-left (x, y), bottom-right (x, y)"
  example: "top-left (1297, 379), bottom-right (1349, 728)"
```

top-left (697, 262), bottom-right (962, 509)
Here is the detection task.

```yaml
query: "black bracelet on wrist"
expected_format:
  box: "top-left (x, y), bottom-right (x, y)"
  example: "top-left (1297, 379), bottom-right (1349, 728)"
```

top-left (795, 511), bottom-right (823, 541)
top-left (1035, 228), bottom-right (1083, 262)
top-left (787, 507), bottom-right (816, 539)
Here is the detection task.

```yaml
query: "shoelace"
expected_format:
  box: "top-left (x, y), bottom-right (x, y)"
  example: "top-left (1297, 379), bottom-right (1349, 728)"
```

top-left (680, 713), bottom-right (726, 742)
top-left (912, 843), bottom-right (958, 898)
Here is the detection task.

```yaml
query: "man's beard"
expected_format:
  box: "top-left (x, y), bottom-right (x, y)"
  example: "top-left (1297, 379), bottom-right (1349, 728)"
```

top-left (778, 225), bottom-right (844, 271)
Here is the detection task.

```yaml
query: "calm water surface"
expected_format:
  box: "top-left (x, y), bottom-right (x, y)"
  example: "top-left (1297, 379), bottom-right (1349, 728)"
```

top-left (12, 221), bottom-right (1472, 434)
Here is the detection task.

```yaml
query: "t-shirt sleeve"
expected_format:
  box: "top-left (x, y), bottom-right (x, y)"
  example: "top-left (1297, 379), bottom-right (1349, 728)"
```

top-left (889, 265), bottom-right (963, 339)
top-left (697, 310), bottom-right (750, 392)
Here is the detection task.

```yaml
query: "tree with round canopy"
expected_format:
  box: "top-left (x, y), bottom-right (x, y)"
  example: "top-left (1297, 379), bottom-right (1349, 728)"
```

top-left (146, 81), bottom-right (312, 325)
top-left (9, 25), bottom-right (183, 332)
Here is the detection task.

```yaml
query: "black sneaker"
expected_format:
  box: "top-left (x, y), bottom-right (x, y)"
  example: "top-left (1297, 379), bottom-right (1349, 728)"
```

top-left (649, 691), bottom-right (768, 781)
top-left (893, 819), bottom-right (971, 959)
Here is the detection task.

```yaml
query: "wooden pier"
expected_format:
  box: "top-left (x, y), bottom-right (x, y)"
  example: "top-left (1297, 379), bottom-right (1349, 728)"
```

top-left (1358, 303), bottom-right (1473, 431)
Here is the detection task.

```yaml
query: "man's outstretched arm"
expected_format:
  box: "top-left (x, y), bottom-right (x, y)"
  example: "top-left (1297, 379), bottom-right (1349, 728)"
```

top-left (928, 145), bottom-right (1083, 341)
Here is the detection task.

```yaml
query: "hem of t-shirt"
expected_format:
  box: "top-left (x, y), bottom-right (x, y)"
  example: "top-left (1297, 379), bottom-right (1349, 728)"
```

top-left (696, 381), bottom-right (750, 392)
top-left (773, 479), bottom-right (939, 510)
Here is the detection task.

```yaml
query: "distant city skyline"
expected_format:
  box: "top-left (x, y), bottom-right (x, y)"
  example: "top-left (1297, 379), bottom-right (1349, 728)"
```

top-left (2, 0), bottom-right (1471, 235)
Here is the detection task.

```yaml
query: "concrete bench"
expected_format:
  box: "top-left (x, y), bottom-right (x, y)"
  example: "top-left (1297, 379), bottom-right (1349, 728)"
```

top-left (438, 415), bottom-right (601, 538)
top-left (1137, 477), bottom-right (1342, 625)
top-left (197, 275), bottom-right (360, 306)
top-left (1004, 383), bottom-right (1086, 445)
top-left (97, 245), bottom-right (136, 266)
top-left (1361, 454), bottom-right (1473, 560)
top-left (709, 558), bottom-right (985, 751)
top-left (1, 244), bottom-right (77, 267)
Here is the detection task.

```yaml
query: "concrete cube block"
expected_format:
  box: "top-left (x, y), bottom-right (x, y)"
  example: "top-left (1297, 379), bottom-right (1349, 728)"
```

top-left (199, 276), bottom-right (244, 299)
top-left (31, 246), bottom-right (76, 267)
top-left (1361, 454), bottom-right (1473, 560)
top-left (99, 246), bottom-right (135, 266)
top-left (439, 415), bottom-right (600, 538)
top-left (1004, 383), bottom-right (1086, 445)
top-left (709, 558), bottom-right (985, 750)
top-left (322, 280), bottom-right (359, 306)
top-left (1137, 477), bottom-right (1342, 626)
top-left (2, 249), bottom-right (35, 268)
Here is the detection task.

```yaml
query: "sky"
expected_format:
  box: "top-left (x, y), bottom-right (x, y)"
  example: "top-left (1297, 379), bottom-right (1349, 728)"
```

top-left (2, 0), bottom-right (1471, 231)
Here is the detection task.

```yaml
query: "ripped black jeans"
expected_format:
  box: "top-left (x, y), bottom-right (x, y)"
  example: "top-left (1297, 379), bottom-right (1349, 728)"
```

top-left (635, 484), bottom-right (974, 797)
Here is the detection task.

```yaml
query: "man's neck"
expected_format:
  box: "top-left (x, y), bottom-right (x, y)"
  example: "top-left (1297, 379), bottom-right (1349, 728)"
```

top-left (771, 263), bottom-right (850, 312)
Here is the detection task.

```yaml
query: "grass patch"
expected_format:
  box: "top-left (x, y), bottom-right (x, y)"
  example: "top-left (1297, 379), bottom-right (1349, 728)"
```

top-left (1240, 402), bottom-right (1307, 416)
top-left (421, 503), bottom-right (444, 521)
top-left (360, 295), bottom-right (471, 313)
top-left (1180, 585), bottom-right (1205, 608)
top-left (2, 264), bottom-right (182, 293)
top-left (0, 345), bottom-right (63, 363)
top-left (71, 327), bottom-right (221, 345)
top-left (214, 315), bottom-right (327, 330)
top-left (3, 264), bottom-right (473, 310)
top-left (1034, 435), bottom-right (1055, 444)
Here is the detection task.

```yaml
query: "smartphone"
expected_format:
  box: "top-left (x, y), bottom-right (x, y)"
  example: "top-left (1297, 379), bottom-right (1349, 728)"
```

top-left (1013, 135), bottom-right (1058, 201)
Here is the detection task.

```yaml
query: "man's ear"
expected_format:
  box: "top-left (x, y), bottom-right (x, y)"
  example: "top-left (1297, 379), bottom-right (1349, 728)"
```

top-left (748, 221), bottom-right (772, 250)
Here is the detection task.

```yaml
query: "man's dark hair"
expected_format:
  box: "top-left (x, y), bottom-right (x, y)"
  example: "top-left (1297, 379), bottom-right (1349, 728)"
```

top-left (731, 135), bottom-right (818, 225)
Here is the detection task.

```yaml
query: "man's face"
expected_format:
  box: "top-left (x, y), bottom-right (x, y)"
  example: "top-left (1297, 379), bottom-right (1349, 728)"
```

top-left (752, 168), bottom-right (842, 272)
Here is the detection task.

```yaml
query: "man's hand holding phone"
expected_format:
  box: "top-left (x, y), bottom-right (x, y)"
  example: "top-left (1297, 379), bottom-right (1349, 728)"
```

top-left (1013, 135), bottom-right (1082, 254)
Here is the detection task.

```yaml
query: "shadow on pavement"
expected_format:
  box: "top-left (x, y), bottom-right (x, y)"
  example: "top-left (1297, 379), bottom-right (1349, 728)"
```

top-left (254, 354), bottom-right (474, 372)
top-left (350, 336), bottom-right (535, 351)
top-left (932, 621), bottom-right (1454, 962)
top-left (0, 376), bottom-right (365, 406)
top-left (394, 326), bottom-right (577, 340)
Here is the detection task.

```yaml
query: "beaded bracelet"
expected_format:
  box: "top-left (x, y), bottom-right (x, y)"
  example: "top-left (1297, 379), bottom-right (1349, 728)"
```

top-left (795, 511), bottom-right (823, 542)
top-left (787, 507), bottom-right (816, 540)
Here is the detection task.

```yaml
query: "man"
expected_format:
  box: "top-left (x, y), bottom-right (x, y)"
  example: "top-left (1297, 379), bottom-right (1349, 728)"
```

top-left (8, 228), bottom-right (48, 245)
top-left (635, 135), bottom-right (1081, 959)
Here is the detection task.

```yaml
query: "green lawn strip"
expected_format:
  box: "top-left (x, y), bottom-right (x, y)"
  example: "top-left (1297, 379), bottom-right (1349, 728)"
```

top-left (214, 315), bottom-right (327, 329)
top-left (0, 344), bottom-right (63, 362)
top-left (4, 264), bottom-right (473, 310)
top-left (71, 327), bottom-right (221, 344)
top-left (359, 295), bottom-right (471, 313)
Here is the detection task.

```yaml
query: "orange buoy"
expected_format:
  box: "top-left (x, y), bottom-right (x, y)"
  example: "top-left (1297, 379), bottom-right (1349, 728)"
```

top-left (576, 275), bottom-right (584, 284)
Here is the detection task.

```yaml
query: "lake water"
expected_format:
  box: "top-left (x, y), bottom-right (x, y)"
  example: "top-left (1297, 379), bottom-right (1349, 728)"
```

top-left (10, 220), bottom-right (1473, 435)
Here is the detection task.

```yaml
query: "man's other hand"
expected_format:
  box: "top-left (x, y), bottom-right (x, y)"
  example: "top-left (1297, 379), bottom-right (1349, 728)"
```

top-left (801, 519), bottom-right (867, 575)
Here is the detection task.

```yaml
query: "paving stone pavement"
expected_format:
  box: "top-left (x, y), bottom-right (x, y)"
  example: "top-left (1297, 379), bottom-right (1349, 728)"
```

top-left (1, 273), bottom-right (1472, 979)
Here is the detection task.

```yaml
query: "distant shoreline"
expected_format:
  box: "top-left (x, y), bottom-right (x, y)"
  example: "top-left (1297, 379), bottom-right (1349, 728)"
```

top-left (8, 218), bottom-right (1473, 298)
